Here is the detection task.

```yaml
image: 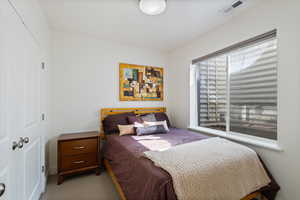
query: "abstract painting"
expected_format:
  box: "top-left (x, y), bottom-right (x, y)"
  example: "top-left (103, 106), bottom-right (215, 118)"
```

top-left (119, 63), bottom-right (164, 101)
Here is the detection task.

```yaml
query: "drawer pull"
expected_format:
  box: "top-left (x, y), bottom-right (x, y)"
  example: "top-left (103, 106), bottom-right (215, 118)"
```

top-left (72, 146), bottom-right (85, 150)
top-left (72, 160), bottom-right (85, 164)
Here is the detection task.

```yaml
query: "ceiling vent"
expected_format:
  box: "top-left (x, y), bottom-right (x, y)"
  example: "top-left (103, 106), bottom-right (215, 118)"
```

top-left (222, 0), bottom-right (245, 14)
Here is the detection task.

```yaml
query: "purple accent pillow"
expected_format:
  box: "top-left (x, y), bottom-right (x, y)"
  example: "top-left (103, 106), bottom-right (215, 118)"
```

top-left (154, 112), bottom-right (171, 128)
top-left (128, 115), bottom-right (143, 124)
top-left (103, 112), bottom-right (135, 134)
top-left (141, 114), bottom-right (157, 122)
top-left (136, 125), bottom-right (167, 136)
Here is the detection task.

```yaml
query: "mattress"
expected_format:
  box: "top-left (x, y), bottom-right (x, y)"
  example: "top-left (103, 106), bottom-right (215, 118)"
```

top-left (103, 128), bottom-right (279, 200)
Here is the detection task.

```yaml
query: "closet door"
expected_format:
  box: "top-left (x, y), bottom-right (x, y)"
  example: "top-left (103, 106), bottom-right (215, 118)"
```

top-left (0, 1), bottom-right (12, 199)
top-left (0, 47), bottom-right (10, 199)
top-left (11, 15), bottom-right (44, 200)
top-left (0, 0), bottom-right (45, 199)
top-left (0, 60), bottom-right (10, 200)
top-left (17, 29), bottom-right (43, 200)
top-left (0, 1), bottom-right (22, 199)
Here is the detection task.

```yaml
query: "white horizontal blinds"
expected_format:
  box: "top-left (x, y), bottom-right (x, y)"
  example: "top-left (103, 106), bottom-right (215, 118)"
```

top-left (229, 38), bottom-right (277, 139)
top-left (193, 30), bottom-right (277, 140)
top-left (197, 55), bottom-right (227, 131)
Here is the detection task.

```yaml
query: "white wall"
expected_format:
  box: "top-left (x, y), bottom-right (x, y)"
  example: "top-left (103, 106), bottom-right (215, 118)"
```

top-left (49, 31), bottom-right (168, 174)
top-left (167, 0), bottom-right (300, 199)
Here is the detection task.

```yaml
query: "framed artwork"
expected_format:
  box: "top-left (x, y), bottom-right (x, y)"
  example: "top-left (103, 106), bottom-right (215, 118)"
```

top-left (119, 63), bottom-right (164, 101)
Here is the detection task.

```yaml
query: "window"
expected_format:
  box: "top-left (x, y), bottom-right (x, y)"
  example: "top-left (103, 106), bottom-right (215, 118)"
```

top-left (197, 55), bottom-right (227, 131)
top-left (191, 30), bottom-right (277, 140)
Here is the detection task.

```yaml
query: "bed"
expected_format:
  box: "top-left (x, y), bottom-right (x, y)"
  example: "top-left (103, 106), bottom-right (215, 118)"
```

top-left (99, 107), bottom-right (279, 200)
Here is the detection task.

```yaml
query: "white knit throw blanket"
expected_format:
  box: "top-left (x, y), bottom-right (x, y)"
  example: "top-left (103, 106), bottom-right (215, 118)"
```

top-left (144, 137), bottom-right (270, 200)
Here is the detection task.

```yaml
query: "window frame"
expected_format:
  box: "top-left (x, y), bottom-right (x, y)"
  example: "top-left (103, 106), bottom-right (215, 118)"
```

top-left (189, 30), bottom-right (282, 151)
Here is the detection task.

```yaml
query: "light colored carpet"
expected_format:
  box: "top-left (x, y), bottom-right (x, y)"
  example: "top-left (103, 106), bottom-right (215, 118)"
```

top-left (42, 172), bottom-right (120, 200)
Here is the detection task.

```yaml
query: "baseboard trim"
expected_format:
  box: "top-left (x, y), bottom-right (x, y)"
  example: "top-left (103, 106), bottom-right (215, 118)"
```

top-left (49, 166), bottom-right (57, 175)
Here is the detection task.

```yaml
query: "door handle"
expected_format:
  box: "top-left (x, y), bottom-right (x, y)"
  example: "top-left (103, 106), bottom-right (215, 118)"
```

top-left (12, 141), bottom-right (18, 150)
top-left (12, 141), bottom-right (23, 150)
top-left (22, 137), bottom-right (29, 144)
top-left (17, 139), bottom-right (24, 149)
top-left (12, 137), bottom-right (25, 150)
top-left (0, 183), bottom-right (5, 197)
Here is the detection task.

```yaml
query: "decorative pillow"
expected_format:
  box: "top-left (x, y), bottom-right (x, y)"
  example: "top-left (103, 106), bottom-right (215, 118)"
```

top-left (128, 115), bottom-right (143, 124)
top-left (141, 114), bottom-right (157, 122)
top-left (102, 112), bottom-right (135, 134)
top-left (144, 120), bottom-right (169, 131)
top-left (134, 122), bottom-right (145, 128)
top-left (118, 124), bottom-right (135, 136)
top-left (154, 112), bottom-right (171, 127)
top-left (136, 125), bottom-right (167, 136)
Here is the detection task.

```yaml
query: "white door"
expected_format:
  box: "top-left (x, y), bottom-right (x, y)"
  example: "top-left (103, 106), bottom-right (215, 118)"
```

top-left (0, 1), bottom-right (18, 199)
top-left (14, 27), bottom-right (43, 200)
top-left (0, 1), bottom-right (11, 199)
top-left (0, 0), bottom-right (45, 199)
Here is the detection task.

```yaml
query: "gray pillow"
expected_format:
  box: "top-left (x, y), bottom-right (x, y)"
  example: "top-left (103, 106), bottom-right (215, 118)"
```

top-left (136, 125), bottom-right (167, 136)
top-left (141, 114), bottom-right (156, 122)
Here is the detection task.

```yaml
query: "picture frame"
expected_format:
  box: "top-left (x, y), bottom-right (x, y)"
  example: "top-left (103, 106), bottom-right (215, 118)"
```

top-left (119, 63), bottom-right (164, 101)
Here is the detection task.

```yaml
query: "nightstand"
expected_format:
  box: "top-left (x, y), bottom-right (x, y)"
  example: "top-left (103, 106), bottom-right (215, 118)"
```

top-left (57, 131), bottom-right (101, 185)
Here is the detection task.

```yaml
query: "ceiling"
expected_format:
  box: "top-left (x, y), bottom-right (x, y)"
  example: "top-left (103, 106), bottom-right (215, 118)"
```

top-left (40, 0), bottom-right (260, 52)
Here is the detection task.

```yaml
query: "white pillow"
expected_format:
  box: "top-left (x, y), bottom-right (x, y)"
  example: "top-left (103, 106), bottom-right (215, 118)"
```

top-left (143, 120), bottom-right (169, 131)
top-left (134, 122), bottom-right (145, 128)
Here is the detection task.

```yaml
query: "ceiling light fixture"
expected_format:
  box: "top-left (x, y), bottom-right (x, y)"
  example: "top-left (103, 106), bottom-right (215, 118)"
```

top-left (139, 0), bottom-right (167, 16)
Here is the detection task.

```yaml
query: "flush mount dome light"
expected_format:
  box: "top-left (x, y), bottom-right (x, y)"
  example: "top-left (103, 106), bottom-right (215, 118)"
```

top-left (139, 0), bottom-right (167, 15)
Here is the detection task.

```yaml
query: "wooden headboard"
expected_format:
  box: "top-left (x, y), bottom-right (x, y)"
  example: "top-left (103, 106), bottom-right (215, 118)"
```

top-left (99, 107), bottom-right (166, 139)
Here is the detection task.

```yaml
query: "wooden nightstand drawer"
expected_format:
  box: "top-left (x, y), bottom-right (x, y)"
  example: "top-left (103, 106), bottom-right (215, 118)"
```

top-left (57, 131), bottom-right (101, 185)
top-left (61, 138), bottom-right (97, 156)
top-left (61, 153), bottom-right (98, 171)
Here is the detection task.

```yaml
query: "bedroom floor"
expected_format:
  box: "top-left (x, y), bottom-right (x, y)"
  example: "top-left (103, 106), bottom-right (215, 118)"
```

top-left (42, 172), bottom-right (120, 200)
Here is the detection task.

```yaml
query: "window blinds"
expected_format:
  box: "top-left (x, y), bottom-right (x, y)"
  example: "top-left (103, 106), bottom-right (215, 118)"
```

top-left (194, 30), bottom-right (277, 140)
top-left (229, 38), bottom-right (277, 139)
top-left (196, 55), bottom-right (227, 131)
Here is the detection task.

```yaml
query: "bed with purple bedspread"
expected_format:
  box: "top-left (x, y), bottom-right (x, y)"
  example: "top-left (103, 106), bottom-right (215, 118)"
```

top-left (103, 128), bottom-right (279, 200)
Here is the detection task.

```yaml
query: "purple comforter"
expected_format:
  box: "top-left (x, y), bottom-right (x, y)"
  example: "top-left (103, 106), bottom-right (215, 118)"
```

top-left (103, 128), bottom-right (279, 200)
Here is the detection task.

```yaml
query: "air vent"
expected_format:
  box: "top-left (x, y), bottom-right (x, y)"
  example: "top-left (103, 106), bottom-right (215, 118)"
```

top-left (221, 0), bottom-right (245, 14)
top-left (232, 0), bottom-right (243, 8)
